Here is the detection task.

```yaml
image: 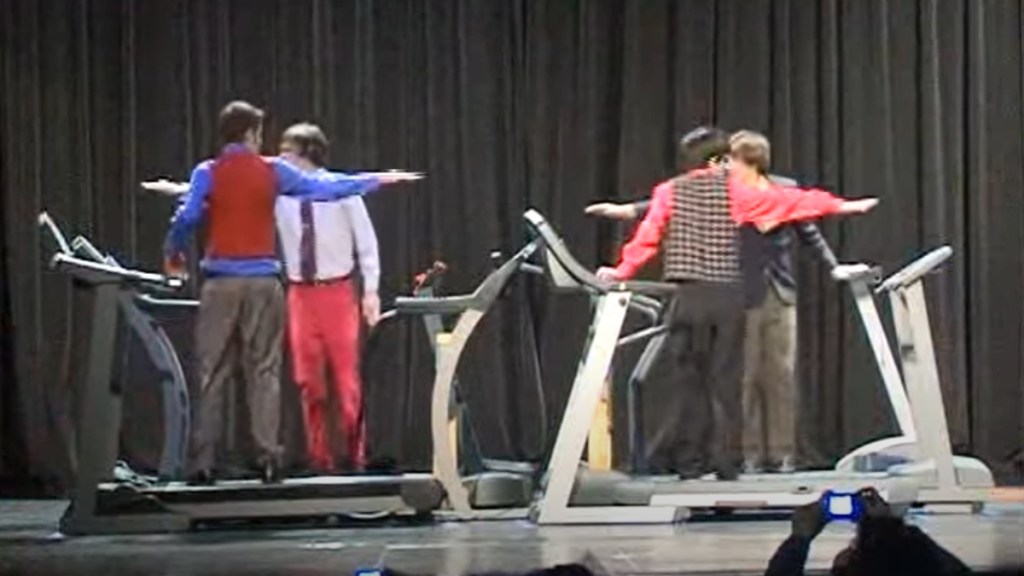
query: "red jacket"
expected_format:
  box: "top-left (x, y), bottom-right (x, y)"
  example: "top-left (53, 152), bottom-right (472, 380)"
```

top-left (613, 167), bottom-right (847, 279)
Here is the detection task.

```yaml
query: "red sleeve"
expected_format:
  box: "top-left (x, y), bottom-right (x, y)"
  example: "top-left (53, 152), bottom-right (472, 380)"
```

top-left (728, 172), bottom-right (846, 230)
top-left (613, 180), bottom-right (673, 279)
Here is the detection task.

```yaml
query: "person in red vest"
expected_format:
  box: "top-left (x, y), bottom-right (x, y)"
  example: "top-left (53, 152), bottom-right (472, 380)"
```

top-left (162, 101), bottom-right (420, 484)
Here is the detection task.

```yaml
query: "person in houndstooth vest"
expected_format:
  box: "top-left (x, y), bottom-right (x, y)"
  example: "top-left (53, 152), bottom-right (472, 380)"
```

top-left (596, 127), bottom-right (876, 480)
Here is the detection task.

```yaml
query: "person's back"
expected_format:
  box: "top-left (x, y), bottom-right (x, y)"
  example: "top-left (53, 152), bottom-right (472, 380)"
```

top-left (205, 148), bottom-right (278, 263)
top-left (664, 165), bottom-right (743, 286)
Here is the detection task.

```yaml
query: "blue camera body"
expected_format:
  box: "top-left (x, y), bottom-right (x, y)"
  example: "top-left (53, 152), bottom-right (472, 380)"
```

top-left (821, 490), bottom-right (864, 522)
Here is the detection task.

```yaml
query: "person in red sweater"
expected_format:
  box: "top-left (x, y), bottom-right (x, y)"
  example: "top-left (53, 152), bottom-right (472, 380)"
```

top-left (596, 128), bottom-right (876, 479)
top-left (161, 101), bottom-right (420, 484)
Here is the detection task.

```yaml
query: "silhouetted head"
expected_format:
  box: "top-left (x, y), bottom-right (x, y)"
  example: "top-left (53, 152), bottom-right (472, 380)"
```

top-left (218, 100), bottom-right (265, 151)
top-left (280, 122), bottom-right (329, 171)
top-left (677, 126), bottom-right (730, 172)
top-left (729, 130), bottom-right (771, 176)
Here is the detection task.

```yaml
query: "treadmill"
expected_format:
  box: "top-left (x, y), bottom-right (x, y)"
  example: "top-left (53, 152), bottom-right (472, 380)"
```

top-left (521, 209), bottom-right (920, 525)
top-left (388, 242), bottom-right (546, 519)
top-left (67, 232), bottom-right (192, 481)
top-left (831, 248), bottom-right (994, 507)
top-left (39, 214), bottom-right (443, 535)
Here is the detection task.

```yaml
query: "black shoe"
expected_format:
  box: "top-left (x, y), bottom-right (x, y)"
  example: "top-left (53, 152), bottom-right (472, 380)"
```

top-left (261, 461), bottom-right (282, 484)
top-left (714, 467), bottom-right (739, 481)
top-left (187, 470), bottom-right (216, 486)
top-left (677, 467), bottom-right (708, 481)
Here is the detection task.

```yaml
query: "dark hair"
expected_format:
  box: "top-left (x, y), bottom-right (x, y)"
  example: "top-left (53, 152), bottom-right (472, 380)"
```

top-left (218, 100), bottom-right (265, 144)
top-left (281, 122), bottom-right (329, 167)
top-left (678, 126), bottom-right (730, 171)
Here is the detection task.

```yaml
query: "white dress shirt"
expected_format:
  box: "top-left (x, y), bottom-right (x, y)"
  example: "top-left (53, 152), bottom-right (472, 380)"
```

top-left (275, 195), bottom-right (380, 293)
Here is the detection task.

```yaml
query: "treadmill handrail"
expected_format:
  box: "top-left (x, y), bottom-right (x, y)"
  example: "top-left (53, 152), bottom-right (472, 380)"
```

top-left (38, 212), bottom-right (73, 256)
top-left (831, 263), bottom-right (883, 284)
top-left (615, 280), bottom-right (678, 297)
top-left (394, 240), bottom-right (540, 316)
top-left (394, 294), bottom-right (479, 315)
top-left (136, 294), bottom-right (199, 308)
top-left (52, 253), bottom-right (182, 290)
top-left (72, 236), bottom-right (116, 265)
top-left (878, 246), bottom-right (953, 293)
top-left (523, 209), bottom-right (676, 299)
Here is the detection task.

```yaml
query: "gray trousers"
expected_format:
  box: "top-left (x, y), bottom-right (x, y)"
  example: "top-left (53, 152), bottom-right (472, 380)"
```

top-left (741, 286), bottom-right (797, 464)
top-left (188, 276), bottom-right (284, 474)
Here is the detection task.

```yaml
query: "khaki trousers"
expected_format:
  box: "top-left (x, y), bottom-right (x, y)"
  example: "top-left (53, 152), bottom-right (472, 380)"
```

top-left (188, 276), bottom-right (284, 474)
top-left (741, 286), bottom-right (797, 464)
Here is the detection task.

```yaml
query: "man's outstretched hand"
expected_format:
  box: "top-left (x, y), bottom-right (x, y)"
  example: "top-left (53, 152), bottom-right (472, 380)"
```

top-left (141, 179), bottom-right (189, 196)
top-left (595, 266), bottom-right (623, 282)
top-left (839, 197), bottom-right (879, 215)
top-left (370, 170), bottom-right (424, 184)
top-left (791, 497), bottom-right (829, 540)
top-left (585, 202), bottom-right (637, 221)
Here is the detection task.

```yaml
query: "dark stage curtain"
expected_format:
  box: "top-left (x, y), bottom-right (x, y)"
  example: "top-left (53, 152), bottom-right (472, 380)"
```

top-left (1, 0), bottom-right (1021, 492)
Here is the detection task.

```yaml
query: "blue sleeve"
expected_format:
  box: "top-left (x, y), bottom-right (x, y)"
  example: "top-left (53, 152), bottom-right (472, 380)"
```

top-left (164, 161), bottom-right (212, 257)
top-left (270, 157), bottom-right (382, 200)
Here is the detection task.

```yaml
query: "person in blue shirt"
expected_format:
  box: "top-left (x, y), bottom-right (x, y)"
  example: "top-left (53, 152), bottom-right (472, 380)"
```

top-left (155, 101), bottom-right (420, 484)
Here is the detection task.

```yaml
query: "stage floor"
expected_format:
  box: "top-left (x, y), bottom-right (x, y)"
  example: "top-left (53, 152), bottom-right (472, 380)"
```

top-left (0, 499), bottom-right (1021, 576)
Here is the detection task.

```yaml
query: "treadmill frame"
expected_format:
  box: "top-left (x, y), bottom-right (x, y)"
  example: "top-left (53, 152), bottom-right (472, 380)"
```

top-left (393, 242), bottom-right (542, 519)
top-left (72, 234), bottom-right (193, 480)
top-left (522, 210), bottom-right (989, 524)
top-left (47, 235), bottom-right (439, 535)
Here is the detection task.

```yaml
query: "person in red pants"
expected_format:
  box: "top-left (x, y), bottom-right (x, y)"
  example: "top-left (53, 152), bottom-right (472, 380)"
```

top-left (275, 123), bottom-right (381, 472)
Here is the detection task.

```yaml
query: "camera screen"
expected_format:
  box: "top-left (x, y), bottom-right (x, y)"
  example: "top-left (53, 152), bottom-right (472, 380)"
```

top-left (828, 494), bottom-right (854, 516)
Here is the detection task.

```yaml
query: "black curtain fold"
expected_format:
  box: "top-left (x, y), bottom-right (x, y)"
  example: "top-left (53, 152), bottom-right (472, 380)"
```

top-left (2, 0), bottom-right (1021, 492)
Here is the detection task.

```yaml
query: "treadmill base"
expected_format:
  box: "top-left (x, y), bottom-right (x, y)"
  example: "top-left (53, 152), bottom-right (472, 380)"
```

top-left (62, 474), bottom-right (444, 535)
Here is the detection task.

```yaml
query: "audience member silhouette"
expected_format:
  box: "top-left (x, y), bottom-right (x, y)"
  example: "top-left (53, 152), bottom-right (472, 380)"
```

top-left (764, 488), bottom-right (972, 576)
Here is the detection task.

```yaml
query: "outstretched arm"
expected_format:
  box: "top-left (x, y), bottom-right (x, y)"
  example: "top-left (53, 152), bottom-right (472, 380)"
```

top-left (729, 174), bottom-right (877, 232)
top-left (271, 158), bottom-right (422, 200)
top-left (585, 200), bottom-right (649, 220)
top-left (596, 181), bottom-right (673, 280)
top-left (141, 179), bottom-right (190, 196)
top-left (163, 162), bottom-right (212, 262)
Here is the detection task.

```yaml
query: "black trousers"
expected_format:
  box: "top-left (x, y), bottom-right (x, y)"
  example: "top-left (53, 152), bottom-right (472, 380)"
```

top-left (658, 281), bottom-right (745, 476)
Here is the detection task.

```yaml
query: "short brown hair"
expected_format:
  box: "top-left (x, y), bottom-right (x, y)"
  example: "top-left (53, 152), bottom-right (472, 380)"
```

top-left (281, 122), bottom-right (329, 167)
top-left (729, 130), bottom-right (771, 173)
top-left (218, 100), bottom-right (264, 144)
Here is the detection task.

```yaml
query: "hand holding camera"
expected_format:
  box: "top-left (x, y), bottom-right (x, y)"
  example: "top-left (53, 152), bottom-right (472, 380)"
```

top-left (792, 488), bottom-right (893, 540)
